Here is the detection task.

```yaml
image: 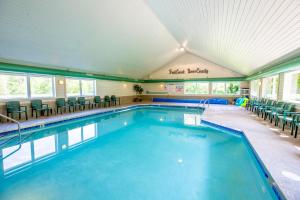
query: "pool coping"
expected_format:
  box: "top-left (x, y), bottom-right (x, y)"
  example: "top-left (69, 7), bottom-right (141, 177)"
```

top-left (0, 104), bottom-right (286, 199)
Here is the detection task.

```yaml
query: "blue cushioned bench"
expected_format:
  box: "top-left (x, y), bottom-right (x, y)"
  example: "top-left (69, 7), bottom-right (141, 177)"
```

top-left (152, 98), bottom-right (228, 105)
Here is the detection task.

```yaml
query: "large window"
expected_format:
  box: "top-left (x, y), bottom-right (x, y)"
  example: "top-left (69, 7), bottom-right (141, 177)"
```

top-left (250, 79), bottom-right (260, 97)
top-left (82, 80), bottom-right (95, 96)
top-left (30, 76), bottom-right (54, 98)
top-left (184, 82), bottom-right (209, 95)
top-left (262, 75), bottom-right (279, 99)
top-left (212, 82), bottom-right (240, 95)
top-left (66, 78), bottom-right (95, 97)
top-left (0, 74), bottom-right (28, 99)
top-left (283, 70), bottom-right (300, 101)
top-left (0, 73), bottom-right (55, 99)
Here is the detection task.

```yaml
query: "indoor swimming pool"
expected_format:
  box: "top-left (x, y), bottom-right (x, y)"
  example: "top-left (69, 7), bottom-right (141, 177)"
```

top-left (0, 106), bottom-right (279, 200)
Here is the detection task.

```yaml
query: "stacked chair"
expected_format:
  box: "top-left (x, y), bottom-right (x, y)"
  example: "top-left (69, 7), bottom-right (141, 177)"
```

top-left (246, 98), bottom-right (299, 138)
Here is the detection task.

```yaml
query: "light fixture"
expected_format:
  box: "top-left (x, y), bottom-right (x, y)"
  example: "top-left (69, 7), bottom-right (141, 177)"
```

top-left (123, 83), bottom-right (127, 87)
top-left (179, 47), bottom-right (185, 52)
top-left (58, 80), bottom-right (64, 85)
top-left (160, 84), bottom-right (164, 88)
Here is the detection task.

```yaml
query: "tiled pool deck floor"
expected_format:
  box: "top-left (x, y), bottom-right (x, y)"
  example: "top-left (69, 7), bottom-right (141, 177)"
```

top-left (0, 103), bottom-right (300, 200)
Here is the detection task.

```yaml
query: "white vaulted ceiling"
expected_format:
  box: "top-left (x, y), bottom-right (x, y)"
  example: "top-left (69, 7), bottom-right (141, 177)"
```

top-left (146, 0), bottom-right (300, 75)
top-left (0, 0), bottom-right (181, 79)
top-left (0, 0), bottom-right (299, 78)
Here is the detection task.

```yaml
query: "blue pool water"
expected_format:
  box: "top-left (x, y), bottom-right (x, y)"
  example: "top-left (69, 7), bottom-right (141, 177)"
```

top-left (0, 106), bottom-right (278, 200)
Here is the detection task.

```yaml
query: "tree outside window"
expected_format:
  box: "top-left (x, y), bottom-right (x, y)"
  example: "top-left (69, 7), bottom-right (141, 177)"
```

top-left (0, 74), bottom-right (27, 99)
top-left (30, 76), bottom-right (54, 98)
top-left (184, 82), bottom-right (209, 95)
top-left (66, 78), bottom-right (95, 96)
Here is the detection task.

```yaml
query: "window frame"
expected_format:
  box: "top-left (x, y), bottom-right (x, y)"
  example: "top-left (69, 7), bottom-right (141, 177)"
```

top-left (184, 82), bottom-right (209, 95)
top-left (262, 75), bottom-right (279, 100)
top-left (211, 82), bottom-right (241, 95)
top-left (65, 77), bottom-right (96, 97)
top-left (283, 69), bottom-right (300, 102)
top-left (0, 71), bottom-right (56, 100)
top-left (250, 79), bottom-right (260, 98)
top-left (29, 74), bottom-right (56, 99)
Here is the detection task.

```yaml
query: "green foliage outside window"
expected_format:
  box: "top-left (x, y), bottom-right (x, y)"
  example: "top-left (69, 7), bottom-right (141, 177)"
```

top-left (184, 82), bottom-right (209, 94)
top-left (226, 82), bottom-right (240, 94)
top-left (0, 74), bottom-right (27, 98)
top-left (66, 79), bottom-right (80, 96)
top-left (30, 76), bottom-right (53, 97)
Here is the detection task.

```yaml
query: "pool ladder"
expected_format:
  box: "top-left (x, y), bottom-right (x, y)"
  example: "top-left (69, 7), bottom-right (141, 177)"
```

top-left (201, 99), bottom-right (210, 108)
top-left (0, 113), bottom-right (22, 148)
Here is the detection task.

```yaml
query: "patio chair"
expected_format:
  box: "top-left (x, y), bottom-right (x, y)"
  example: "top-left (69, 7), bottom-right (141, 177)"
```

top-left (68, 97), bottom-right (80, 112)
top-left (56, 98), bottom-right (70, 114)
top-left (31, 99), bottom-right (52, 118)
top-left (78, 97), bottom-right (92, 110)
top-left (6, 101), bottom-right (28, 120)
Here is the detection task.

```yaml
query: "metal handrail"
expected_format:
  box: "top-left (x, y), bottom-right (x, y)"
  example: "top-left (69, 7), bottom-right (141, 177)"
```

top-left (0, 114), bottom-right (22, 142)
top-left (202, 99), bottom-right (210, 108)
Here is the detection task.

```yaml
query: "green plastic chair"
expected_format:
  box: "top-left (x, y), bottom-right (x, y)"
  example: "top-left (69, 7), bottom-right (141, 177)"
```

top-left (276, 104), bottom-right (296, 130)
top-left (31, 99), bottom-right (52, 118)
top-left (104, 95), bottom-right (111, 107)
top-left (262, 101), bottom-right (284, 120)
top-left (292, 113), bottom-right (300, 138)
top-left (78, 97), bottom-right (91, 110)
top-left (252, 98), bottom-right (266, 112)
top-left (6, 101), bottom-right (28, 120)
top-left (68, 97), bottom-right (80, 112)
top-left (111, 95), bottom-right (117, 106)
top-left (246, 98), bottom-right (256, 110)
top-left (56, 98), bottom-right (69, 114)
top-left (94, 96), bottom-right (102, 108)
top-left (256, 99), bottom-right (274, 117)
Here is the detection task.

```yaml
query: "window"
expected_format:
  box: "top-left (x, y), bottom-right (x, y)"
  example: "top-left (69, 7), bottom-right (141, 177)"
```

top-left (250, 80), bottom-right (260, 97)
top-left (82, 80), bottom-right (95, 96)
top-left (184, 82), bottom-right (209, 95)
top-left (212, 82), bottom-right (240, 95)
top-left (0, 74), bottom-right (27, 99)
top-left (283, 70), bottom-right (300, 101)
top-left (212, 82), bottom-right (225, 95)
top-left (30, 76), bottom-right (54, 98)
top-left (225, 82), bottom-right (240, 95)
top-left (262, 75), bottom-right (279, 99)
top-left (0, 72), bottom-right (55, 99)
top-left (66, 78), bottom-right (95, 96)
top-left (66, 79), bottom-right (80, 96)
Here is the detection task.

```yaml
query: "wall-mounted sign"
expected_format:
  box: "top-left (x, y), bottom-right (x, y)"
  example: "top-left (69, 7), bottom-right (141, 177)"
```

top-left (168, 68), bottom-right (208, 75)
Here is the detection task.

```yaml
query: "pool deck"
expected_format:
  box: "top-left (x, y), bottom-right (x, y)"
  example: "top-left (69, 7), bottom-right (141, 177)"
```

top-left (0, 103), bottom-right (300, 200)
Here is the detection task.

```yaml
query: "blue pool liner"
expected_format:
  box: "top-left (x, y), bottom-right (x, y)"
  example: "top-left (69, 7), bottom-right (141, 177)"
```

top-left (201, 119), bottom-right (285, 200)
top-left (0, 104), bottom-right (285, 200)
top-left (152, 98), bottom-right (229, 105)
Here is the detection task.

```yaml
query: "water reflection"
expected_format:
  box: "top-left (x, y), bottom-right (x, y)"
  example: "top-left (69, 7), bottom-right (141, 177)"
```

top-left (2, 142), bottom-right (32, 171)
top-left (1, 122), bottom-right (98, 175)
top-left (184, 113), bottom-right (201, 126)
top-left (34, 135), bottom-right (56, 159)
